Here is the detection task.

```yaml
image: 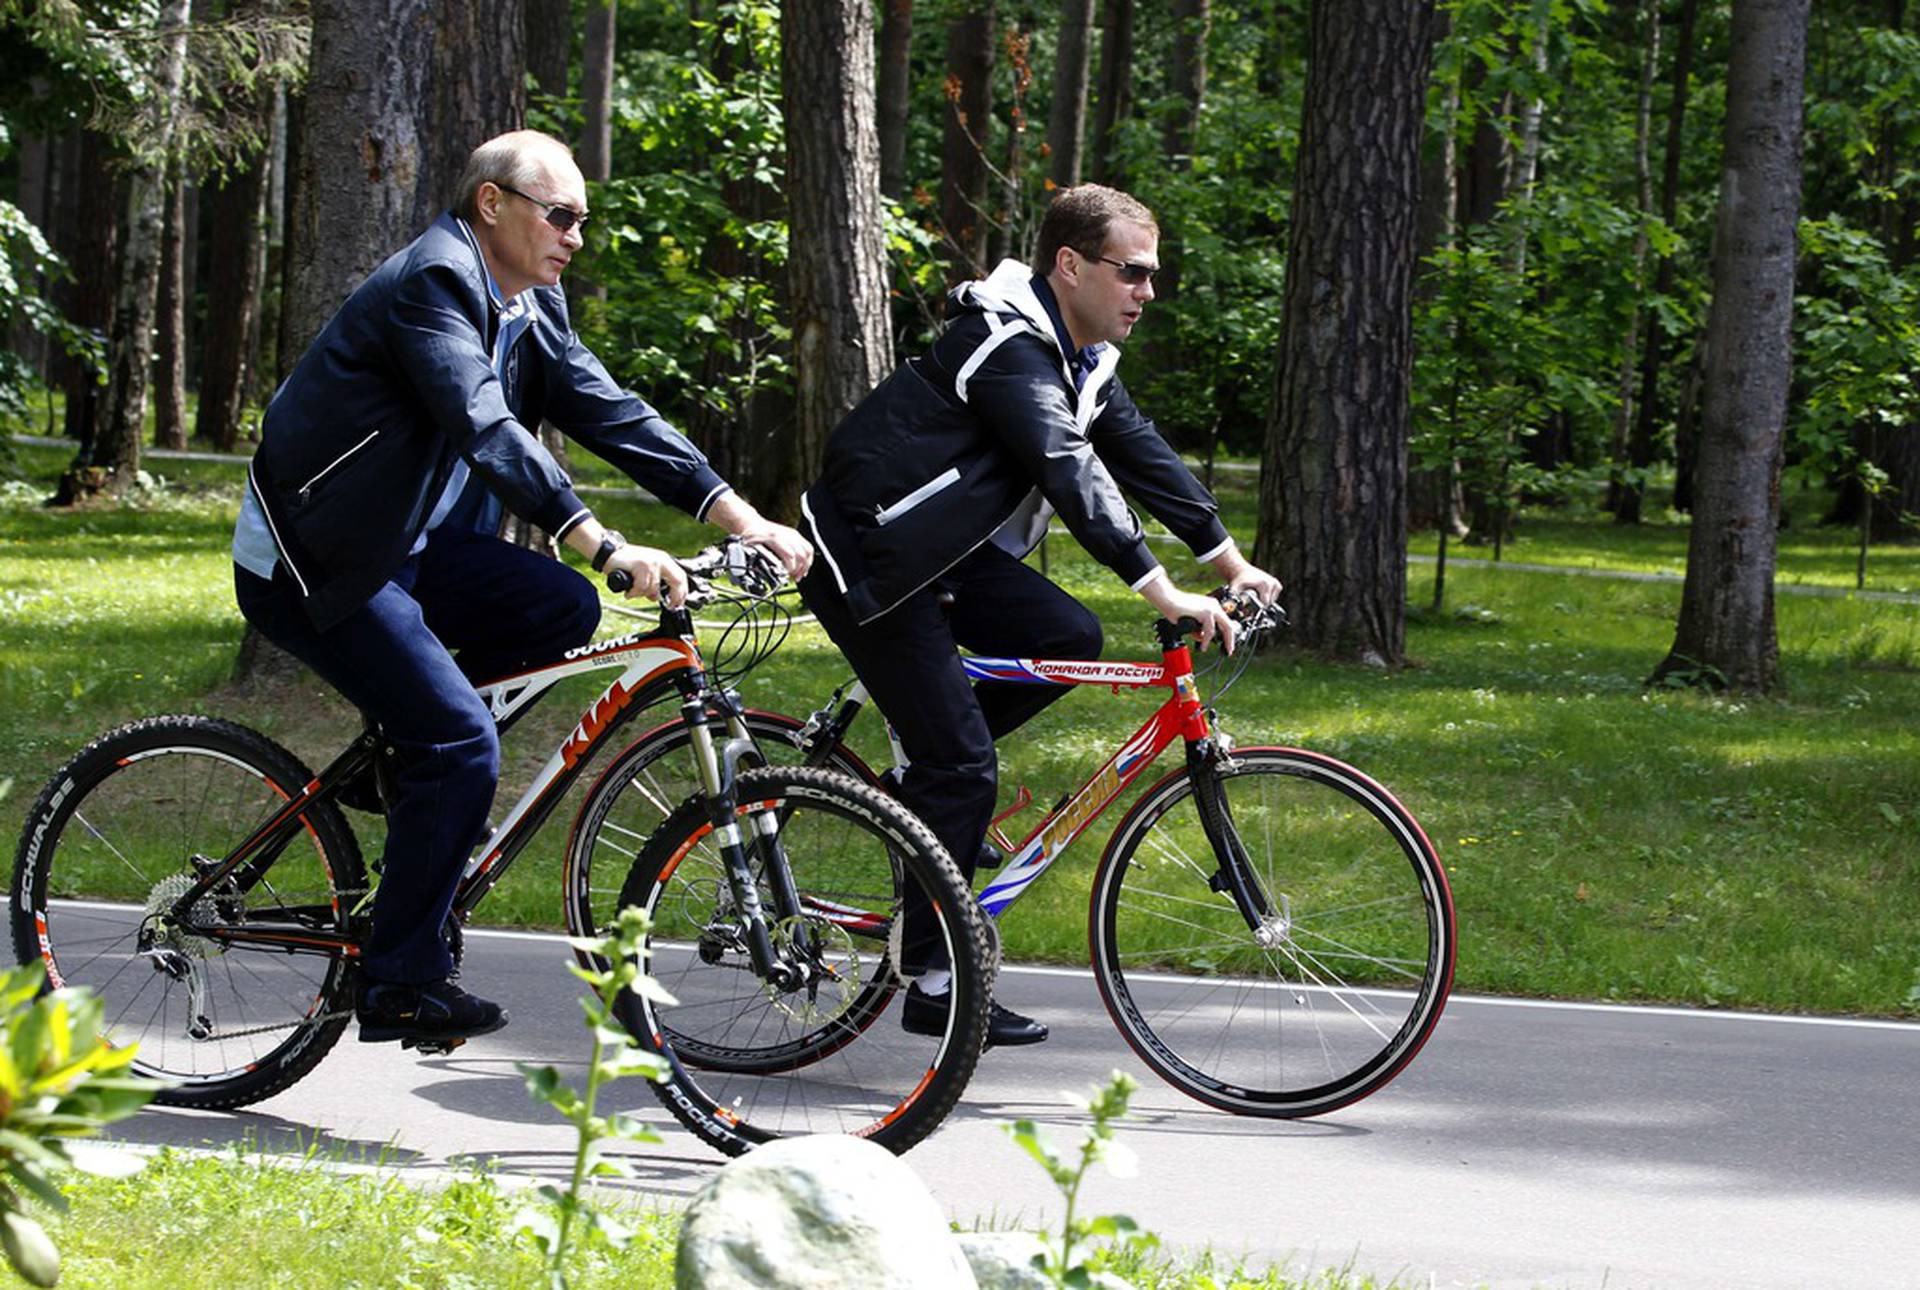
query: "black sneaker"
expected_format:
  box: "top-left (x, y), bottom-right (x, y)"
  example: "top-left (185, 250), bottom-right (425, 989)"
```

top-left (899, 983), bottom-right (1047, 1049)
top-left (357, 977), bottom-right (508, 1044)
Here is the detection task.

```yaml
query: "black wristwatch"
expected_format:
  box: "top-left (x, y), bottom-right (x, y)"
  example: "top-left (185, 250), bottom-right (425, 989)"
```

top-left (590, 529), bottom-right (626, 573)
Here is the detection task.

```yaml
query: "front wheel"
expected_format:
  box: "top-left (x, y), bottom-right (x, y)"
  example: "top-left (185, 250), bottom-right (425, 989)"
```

top-left (615, 767), bottom-right (989, 1156)
top-left (1090, 747), bottom-right (1454, 1118)
top-left (9, 716), bottom-right (366, 1108)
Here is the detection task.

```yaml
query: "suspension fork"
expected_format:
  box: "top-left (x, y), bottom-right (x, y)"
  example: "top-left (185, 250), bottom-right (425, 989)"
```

top-left (683, 681), bottom-right (805, 990)
top-left (1186, 737), bottom-right (1276, 928)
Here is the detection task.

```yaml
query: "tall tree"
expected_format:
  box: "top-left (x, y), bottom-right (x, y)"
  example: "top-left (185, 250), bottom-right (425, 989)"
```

top-left (1606, 0), bottom-right (1662, 515)
top-left (1090, 0), bottom-right (1134, 184)
top-left (152, 167), bottom-right (190, 450)
top-left (197, 126), bottom-right (273, 450)
top-left (1622, 0), bottom-right (1703, 522)
top-left (776, 0), bottom-right (892, 522)
top-left (72, 0), bottom-right (193, 499)
top-left (940, 1), bottom-right (996, 281)
top-left (1046, 0), bottom-right (1096, 189)
top-left (525, 0), bottom-right (571, 101)
top-left (1164, 0), bottom-right (1211, 165)
top-left (1256, 0), bottom-right (1436, 666)
top-left (51, 131), bottom-right (118, 454)
top-left (1650, 0), bottom-right (1811, 694)
top-left (876, 0), bottom-right (914, 199)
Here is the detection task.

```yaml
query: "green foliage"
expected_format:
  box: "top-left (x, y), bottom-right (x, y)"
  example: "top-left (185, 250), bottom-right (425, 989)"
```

top-left (1005, 1071), bottom-right (1159, 1288)
top-left (516, 907), bottom-right (673, 1290)
top-left (0, 962), bottom-right (159, 1286)
top-left (0, 202), bottom-right (102, 425)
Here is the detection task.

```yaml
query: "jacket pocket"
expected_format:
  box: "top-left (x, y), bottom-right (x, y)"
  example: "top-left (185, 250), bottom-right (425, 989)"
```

top-left (296, 429), bottom-right (382, 504)
top-left (874, 466), bottom-right (961, 526)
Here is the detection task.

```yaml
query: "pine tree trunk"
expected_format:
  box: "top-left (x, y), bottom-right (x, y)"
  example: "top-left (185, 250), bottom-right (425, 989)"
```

top-left (10, 133), bottom-right (51, 380)
top-left (153, 168), bottom-right (191, 450)
top-left (1625, 0), bottom-right (1701, 522)
top-left (525, 0), bottom-right (571, 100)
top-left (1607, 0), bottom-right (1660, 517)
top-left (53, 131), bottom-right (118, 457)
top-left (877, 0), bottom-right (915, 199)
top-left (1651, 0), bottom-right (1810, 695)
top-left (197, 153), bottom-right (272, 451)
top-left (774, 0), bottom-right (893, 524)
top-left (1256, 0), bottom-right (1434, 666)
top-left (940, 2), bottom-right (996, 283)
top-left (1090, 0), bottom-right (1134, 184)
top-left (1046, 0), bottom-right (1095, 189)
top-left (79, 0), bottom-right (194, 499)
top-left (1153, 0), bottom-right (1209, 306)
top-left (570, 0), bottom-right (615, 310)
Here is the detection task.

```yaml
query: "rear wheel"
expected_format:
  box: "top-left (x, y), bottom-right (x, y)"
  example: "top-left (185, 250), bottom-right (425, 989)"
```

top-left (10, 716), bottom-right (365, 1108)
top-left (615, 766), bottom-right (988, 1156)
top-left (1090, 747), bottom-right (1453, 1118)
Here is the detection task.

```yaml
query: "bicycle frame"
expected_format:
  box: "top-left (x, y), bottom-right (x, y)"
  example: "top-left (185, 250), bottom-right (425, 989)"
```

top-left (161, 617), bottom-right (733, 956)
top-left (800, 626), bottom-right (1240, 923)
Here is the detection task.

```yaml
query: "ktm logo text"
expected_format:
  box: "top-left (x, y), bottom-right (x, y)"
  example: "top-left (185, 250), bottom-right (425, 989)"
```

top-left (562, 682), bottom-right (634, 769)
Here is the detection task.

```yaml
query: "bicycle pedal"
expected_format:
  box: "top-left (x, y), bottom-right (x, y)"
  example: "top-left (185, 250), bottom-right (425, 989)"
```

top-left (400, 1036), bottom-right (466, 1056)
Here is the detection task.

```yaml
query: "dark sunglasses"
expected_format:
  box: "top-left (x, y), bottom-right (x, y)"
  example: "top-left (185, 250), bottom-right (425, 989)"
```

top-left (1088, 253), bottom-right (1158, 285)
top-left (499, 184), bottom-right (590, 234)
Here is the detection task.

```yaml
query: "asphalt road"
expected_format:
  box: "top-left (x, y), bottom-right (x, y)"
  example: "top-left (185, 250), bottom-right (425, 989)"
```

top-left (109, 927), bottom-right (1920, 1290)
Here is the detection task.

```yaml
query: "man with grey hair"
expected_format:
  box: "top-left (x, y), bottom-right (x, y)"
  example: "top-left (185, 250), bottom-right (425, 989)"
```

top-left (798, 183), bottom-right (1280, 1048)
top-left (234, 129), bottom-right (810, 1047)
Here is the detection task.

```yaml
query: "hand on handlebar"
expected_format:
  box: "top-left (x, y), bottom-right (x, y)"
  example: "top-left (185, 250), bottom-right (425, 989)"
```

top-left (604, 543), bottom-right (688, 607)
top-left (1144, 579), bottom-right (1238, 654)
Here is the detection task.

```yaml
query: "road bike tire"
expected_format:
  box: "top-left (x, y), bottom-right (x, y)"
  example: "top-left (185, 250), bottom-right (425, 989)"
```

top-left (613, 766), bottom-right (990, 1157)
top-left (563, 709), bottom-right (879, 950)
top-left (10, 716), bottom-right (367, 1109)
top-left (1089, 746), bottom-right (1454, 1118)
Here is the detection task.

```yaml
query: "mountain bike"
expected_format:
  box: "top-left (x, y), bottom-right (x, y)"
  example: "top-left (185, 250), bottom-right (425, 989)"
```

top-left (9, 542), bottom-right (991, 1157)
top-left (601, 592), bottom-right (1456, 1118)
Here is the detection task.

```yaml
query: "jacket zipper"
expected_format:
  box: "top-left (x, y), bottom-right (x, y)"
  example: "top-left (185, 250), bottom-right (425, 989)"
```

top-left (875, 466), bottom-right (961, 525)
top-left (297, 430), bottom-right (381, 503)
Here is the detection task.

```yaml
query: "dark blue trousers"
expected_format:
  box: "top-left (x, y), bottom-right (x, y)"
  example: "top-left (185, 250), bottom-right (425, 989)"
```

top-left (799, 543), bottom-right (1103, 969)
top-left (235, 526), bottom-right (600, 983)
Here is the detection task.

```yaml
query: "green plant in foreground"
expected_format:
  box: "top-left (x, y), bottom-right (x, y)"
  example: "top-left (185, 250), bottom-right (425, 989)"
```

top-left (517, 907), bottom-right (674, 1289)
top-left (1006, 1071), bottom-right (1159, 1288)
top-left (0, 963), bottom-right (158, 1286)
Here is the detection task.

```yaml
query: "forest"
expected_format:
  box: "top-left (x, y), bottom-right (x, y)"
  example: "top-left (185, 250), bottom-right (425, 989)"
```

top-left (0, 0), bottom-right (1913, 694)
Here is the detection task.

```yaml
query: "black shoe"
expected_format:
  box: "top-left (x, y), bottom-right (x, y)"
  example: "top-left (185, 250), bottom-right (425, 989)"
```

top-left (357, 977), bottom-right (507, 1044)
top-left (900, 984), bottom-right (1048, 1049)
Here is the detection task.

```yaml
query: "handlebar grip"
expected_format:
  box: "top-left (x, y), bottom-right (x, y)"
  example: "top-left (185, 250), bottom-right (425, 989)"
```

top-left (606, 568), bottom-right (633, 594)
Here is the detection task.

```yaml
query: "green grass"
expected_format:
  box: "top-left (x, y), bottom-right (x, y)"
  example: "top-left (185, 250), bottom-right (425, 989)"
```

top-left (44, 1148), bottom-right (1400, 1289)
top-left (5, 439), bottom-right (1920, 1016)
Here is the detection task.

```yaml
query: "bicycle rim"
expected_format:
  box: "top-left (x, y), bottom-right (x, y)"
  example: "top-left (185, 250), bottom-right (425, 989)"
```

top-left (1091, 747), bottom-right (1454, 1117)
top-left (616, 767), bottom-right (988, 1156)
top-left (11, 717), bottom-right (363, 1107)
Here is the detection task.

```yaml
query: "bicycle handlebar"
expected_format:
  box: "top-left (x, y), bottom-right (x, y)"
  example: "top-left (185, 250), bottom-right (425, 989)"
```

top-left (602, 538), bottom-right (786, 606)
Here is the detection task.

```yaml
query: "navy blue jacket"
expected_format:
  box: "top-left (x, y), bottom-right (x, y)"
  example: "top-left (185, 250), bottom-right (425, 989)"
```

top-left (248, 213), bottom-right (726, 629)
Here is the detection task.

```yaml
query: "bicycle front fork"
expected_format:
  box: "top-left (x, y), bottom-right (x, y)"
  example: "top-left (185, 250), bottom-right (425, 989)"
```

top-left (1187, 738), bottom-right (1279, 933)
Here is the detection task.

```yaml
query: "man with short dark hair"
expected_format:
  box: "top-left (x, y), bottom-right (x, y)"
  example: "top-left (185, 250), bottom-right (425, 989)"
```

top-left (234, 129), bottom-right (810, 1046)
top-left (798, 183), bottom-right (1280, 1047)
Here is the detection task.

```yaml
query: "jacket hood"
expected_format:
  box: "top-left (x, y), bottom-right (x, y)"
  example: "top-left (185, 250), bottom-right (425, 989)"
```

top-left (949, 260), bottom-right (1064, 355)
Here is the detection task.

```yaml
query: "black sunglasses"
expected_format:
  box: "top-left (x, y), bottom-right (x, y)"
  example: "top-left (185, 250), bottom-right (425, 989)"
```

top-left (499, 184), bottom-right (590, 234)
top-left (1087, 252), bottom-right (1158, 285)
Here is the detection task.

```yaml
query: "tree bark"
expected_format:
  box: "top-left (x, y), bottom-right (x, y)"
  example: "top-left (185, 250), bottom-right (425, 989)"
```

top-left (877, 0), bottom-right (915, 199)
top-left (1256, 0), bottom-right (1435, 666)
top-left (1164, 0), bottom-right (1210, 165)
top-left (775, 0), bottom-right (893, 524)
top-left (569, 0), bottom-right (616, 307)
top-left (77, 0), bottom-right (194, 498)
top-left (1606, 0), bottom-right (1660, 516)
top-left (525, 0), bottom-right (572, 101)
top-left (1090, 0), bottom-right (1134, 184)
top-left (1651, 0), bottom-right (1810, 695)
top-left (9, 133), bottom-right (51, 381)
top-left (1623, 0), bottom-right (1701, 522)
top-left (197, 151), bottom-right (272, 450)
top-left (940, 2), bottom-right (996, 283)
top-left (1046, 0), bottom-right (1096, 189)
top-left (1505, 4), bottom-right (1550, 276)
top-left (153, 168), bottom-right (190, 450)
top-left (53, 131), bottom-right (118, 455)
